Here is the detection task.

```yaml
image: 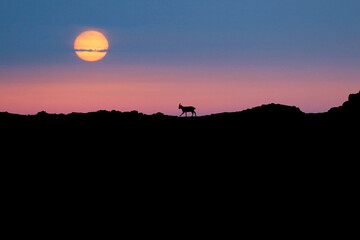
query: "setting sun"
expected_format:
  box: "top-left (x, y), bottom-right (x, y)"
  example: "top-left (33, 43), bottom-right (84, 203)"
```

top-left (74, 31), bottom-right (109, 62)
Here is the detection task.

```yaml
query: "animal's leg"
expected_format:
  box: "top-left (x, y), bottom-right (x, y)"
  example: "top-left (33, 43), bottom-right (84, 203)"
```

top-left (180, 112), bottom-right (184, 117)
top-left (194, 111), bottom-right (197, 117)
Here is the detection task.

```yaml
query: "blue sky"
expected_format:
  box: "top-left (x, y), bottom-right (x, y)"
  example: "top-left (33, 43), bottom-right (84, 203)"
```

top-left (1, 0), bottom-right (360, 66)
top-left (1, 1), bottom-right (360, 115)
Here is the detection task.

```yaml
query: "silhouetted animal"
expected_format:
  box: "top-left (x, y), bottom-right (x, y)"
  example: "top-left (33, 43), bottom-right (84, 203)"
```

top-left (179, 103), bottom-right (197, 117)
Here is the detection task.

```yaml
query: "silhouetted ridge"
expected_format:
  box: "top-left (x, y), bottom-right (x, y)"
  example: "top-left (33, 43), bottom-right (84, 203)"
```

top-left (242, 103), bottom-right (304, 117)
top-left (2, 91), bottom-right (359, 164)
top-left (206, 103), bottom-right (304, 121)
top-left (328, 90), bottom-right (360, 117)
top-left (1, 90), bottom-right (359, 123)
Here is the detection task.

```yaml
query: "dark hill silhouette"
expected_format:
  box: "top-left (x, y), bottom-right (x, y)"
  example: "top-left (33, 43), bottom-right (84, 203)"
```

top-left (205, 103), bottom-right (305, 121)
top-left (2, 91), bottom-right (358, 218)
top-left (3, 90), bottom-right (359, 120)
top-left (328, 90), bottom-right (360, 116)
top-left (1, 90), bottom-right (358, 162)
top-left (1, 90), bottom-right (359, 128)
top-left (1, 90), bottom-right (359, 144)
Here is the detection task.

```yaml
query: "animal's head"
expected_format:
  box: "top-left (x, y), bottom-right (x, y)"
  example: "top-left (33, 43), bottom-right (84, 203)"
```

top-left (178, 103), bottom-right (182, 109)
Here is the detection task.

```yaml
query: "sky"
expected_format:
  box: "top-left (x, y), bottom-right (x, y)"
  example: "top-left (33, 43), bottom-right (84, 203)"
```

top-left (1, 0), bottom-right (360, 115)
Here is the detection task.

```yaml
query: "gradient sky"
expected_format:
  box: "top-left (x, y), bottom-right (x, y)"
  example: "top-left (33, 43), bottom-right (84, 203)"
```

top-left (1, 0), bottom-right (360, 115)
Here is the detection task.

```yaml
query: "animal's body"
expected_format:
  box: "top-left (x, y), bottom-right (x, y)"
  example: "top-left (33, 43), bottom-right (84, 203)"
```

top-left (179, 104), bottom-right (197, 117)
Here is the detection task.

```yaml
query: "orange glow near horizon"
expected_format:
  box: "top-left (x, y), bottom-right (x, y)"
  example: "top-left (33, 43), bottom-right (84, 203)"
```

top-left (0, 65), bottom-right (359, 115)
top-left (74, 31), bottom-right (109, 62)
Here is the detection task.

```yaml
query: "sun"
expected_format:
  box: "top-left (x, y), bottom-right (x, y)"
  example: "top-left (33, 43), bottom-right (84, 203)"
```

top-left (74, 31), bottom-right (109, 62)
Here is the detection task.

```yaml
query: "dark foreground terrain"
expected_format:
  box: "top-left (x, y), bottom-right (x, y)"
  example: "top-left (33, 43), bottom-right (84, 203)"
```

top-left (2, 90), bottom-right (359, 133)
top-left (2, 91), bottom-right (359, 236)
top-left (1, 90), bottom-right (359, 157)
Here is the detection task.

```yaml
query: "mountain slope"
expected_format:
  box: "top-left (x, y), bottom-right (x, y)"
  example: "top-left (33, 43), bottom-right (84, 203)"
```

top-left (328, 90), bottom-right (360, 117)
top-left (0, 90), bottom-right (359, 123)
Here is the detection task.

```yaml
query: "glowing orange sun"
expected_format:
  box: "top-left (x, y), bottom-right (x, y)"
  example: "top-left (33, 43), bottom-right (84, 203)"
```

top-left (74, 31), bottom-right (109, 62)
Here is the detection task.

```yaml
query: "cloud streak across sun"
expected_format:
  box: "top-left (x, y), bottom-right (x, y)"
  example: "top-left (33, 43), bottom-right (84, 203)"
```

top-left (75, 49), bottom-right (108, 52)
top-left (74, 31), bottom-right (109, 62)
